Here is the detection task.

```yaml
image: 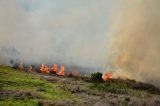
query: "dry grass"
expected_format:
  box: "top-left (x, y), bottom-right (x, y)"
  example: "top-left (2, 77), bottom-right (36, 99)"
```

top-left (1, 65), bottom-right (160, 106)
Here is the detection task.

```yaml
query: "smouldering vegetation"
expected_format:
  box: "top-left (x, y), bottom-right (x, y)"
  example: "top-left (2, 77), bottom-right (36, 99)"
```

top-left (0, 66), bottom-right (160, 106)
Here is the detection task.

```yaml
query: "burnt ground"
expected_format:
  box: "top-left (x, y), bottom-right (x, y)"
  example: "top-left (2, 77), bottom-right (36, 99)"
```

top-left (0, 89), bottom-right (42, 100)
top-left (42, 74), bottom-right (160, 106)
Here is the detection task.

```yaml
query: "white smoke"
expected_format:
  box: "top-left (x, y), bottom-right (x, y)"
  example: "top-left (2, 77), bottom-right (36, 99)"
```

top-left (0, 0), bottom-right (116, 70)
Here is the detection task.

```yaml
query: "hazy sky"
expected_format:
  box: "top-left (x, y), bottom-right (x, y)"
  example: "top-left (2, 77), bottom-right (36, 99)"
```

top-left (0, 0), bottom-right (119, 69)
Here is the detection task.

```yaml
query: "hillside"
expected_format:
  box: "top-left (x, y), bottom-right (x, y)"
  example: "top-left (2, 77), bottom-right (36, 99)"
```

top-left (0, 66), bottom-right (160, 106)
top-left (0, 66), bottom-right (77, 106)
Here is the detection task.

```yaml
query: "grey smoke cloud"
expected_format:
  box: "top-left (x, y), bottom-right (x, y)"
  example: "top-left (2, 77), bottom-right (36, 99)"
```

top-left (110, 0), bottom-right (160, 87)
top-left (1, 0), bottom-right (160, 88)
top-left (0, 0), bottom-right (116, 70)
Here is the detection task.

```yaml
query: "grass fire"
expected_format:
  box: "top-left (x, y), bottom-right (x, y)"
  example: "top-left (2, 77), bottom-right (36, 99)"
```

top-left (1, 0), bottom-right (160, 106)
top-left (1, 65), bottom-right (160, 106)
top-left (39, 64), bottom-right (65, 76)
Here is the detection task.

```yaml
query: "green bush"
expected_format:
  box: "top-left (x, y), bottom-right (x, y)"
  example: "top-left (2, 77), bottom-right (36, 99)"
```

top-left (91, 72), bottom-right (103, 83)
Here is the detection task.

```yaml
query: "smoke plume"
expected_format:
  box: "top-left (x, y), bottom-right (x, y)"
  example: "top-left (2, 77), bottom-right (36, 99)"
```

top-left (110, 0), bottom-right (160, 87)
top-left (0, 0), bottom-right (116, 71)
top-left (0, 0), bottom-right (160, 87)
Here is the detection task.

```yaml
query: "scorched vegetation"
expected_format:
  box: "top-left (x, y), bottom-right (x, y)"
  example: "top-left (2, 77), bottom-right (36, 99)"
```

top-left (0, 66), bottom-right (160, 106)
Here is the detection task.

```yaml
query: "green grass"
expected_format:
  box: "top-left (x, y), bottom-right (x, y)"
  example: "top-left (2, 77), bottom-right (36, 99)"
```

top-left (90, 81), bottom-right (130, 93)
top-left (0, 98), bottom-right (38, 106)
top-left (127, 89), bottom-right (149, 98)
top-left (89, 79), bottom-right (150, 97)
top-left (0, 65), bottom-right (76, 106)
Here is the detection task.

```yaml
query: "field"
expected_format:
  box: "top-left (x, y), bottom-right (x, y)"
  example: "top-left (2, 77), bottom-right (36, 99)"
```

top-left (0, 65), bottom-right (160, 106)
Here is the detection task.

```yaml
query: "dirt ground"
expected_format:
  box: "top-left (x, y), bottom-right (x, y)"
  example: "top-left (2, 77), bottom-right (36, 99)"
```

top-left (42, 75), bottom-right (160, 106)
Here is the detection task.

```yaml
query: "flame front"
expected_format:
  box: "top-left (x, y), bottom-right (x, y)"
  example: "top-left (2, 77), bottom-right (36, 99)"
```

top-left (40, 64), bottom-right (65, 76)
top-left (57, 65), bottom-right (65, 76)
top-left (40, 64), bottom-right (50, 74)
top-left (51, 64), bottom-right (58, 73)
top-left (102, 73), bottom-right (113, 81)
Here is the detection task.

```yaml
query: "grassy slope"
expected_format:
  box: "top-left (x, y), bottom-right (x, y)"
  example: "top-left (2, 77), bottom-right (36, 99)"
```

top-left (0, 65), bottom-right (160, 106)
top-left (0, 65), bottom-right (76, 106)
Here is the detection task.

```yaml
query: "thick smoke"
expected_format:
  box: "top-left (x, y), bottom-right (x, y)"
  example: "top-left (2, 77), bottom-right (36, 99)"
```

top-left (0, 0), bottom-right (116, 71)
top-left (110, 0), bottom-right (160, 87)
top-left (1, 0), bottom-right (160, 87)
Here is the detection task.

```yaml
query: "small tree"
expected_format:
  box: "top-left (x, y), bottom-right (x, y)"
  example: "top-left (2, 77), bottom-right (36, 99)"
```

top-left (91, 72), bottom-right (103, 83)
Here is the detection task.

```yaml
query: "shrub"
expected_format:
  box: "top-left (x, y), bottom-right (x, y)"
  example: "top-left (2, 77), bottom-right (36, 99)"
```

top-left (91, 72), bottom-right (103, 83)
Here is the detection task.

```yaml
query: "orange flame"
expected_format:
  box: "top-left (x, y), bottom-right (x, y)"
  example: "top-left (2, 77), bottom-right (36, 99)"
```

top-left (51, 64), bottom-right (58, 73)
top-left (102, 73), bottom-right (113, 81)
top-left (40, 64), bottom-right (50, 74)
top-left (57, 65), bottom-right (65, 76)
